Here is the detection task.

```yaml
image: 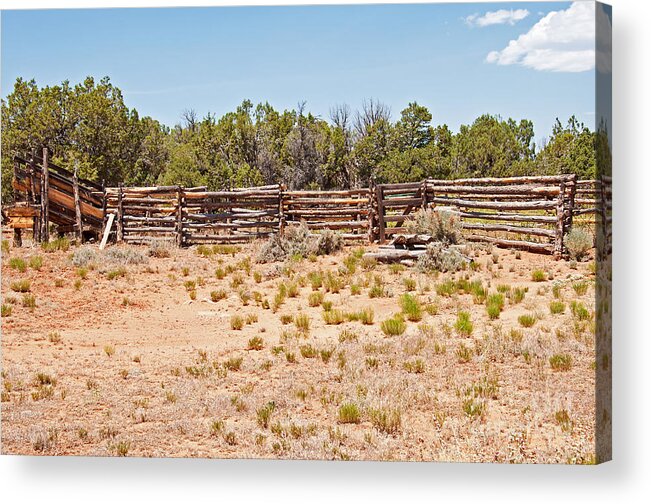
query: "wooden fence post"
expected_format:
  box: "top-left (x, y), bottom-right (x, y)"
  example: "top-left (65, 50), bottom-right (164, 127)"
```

top-left (28, 150), bottom-right (40, 243)
top-left (420, 180), bottom-right (428, 209)
top-left (101, 180), bottom-right (107, 237)
top-left (176, 186), bottom-right (184, 247)
top-left (564, 174), bottom-right (577, 239)
top-left (117, 183), bottom-right (124, 243)
top-left (376, 184), bottom-right (386, 244)
top-left (73, 162), bottom-right (83, 240)
top-left (40, 147), bottom-right (50, 243)
top-left (367, 183), bottom-right (376, 243)
top-left (553, 180), bottom-right (566, 259)
top-left (278, 184), bottom-right (286, 235)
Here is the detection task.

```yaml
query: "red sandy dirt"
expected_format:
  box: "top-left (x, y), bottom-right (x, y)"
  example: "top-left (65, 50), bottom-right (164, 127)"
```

top-left (1, 240), bottom-right (596, 462)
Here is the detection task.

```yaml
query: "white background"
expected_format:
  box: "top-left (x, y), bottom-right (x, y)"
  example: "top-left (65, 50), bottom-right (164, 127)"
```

top-left (0, 0), bottom-right (648, 502)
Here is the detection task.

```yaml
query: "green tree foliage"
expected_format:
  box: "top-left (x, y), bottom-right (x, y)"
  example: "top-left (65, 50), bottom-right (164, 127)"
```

top-left (1, 76), bottom-right (600, 204)
top-left (536, 116), bottom-right (596, 179)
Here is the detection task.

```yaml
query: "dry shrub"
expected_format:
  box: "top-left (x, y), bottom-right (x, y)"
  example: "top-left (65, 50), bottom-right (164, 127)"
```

top-left (148, 240), bottom-right (174, 258)
top-left (405, 208), bottom-right (462, 244)
top-left (417, 243), bottom-right (468, 273)
top-left (565, 227), bottom-right (593, 261)
top-left (256, 222), bottom-right (343, 263)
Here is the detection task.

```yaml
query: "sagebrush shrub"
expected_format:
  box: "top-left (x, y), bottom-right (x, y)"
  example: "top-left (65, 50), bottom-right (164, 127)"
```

top-left (565, 227), bottom-right (592, 261)
top-left (417, 243), bottom-right (468, 273)
top-left (405, 208), bottom-right (463, 244)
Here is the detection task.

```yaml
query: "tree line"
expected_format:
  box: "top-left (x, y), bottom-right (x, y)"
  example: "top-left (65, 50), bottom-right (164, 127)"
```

top-left (1, 76), bottom-right (598, 204)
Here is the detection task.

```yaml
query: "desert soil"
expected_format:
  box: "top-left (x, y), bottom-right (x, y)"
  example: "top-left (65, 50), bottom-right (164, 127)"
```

top-left (1, 240), bottom-right (596, 463)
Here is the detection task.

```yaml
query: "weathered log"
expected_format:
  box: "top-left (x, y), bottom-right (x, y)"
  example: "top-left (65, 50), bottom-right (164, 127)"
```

top-left (456, 211), bottom-right (556, 224)
top-left (426, 175), bottom-right (575, 186)
top-left (285, 197), bottom-right (368, 205)
top-left (185, 210), bottom-right (279, 220)
top-left (426, 184), bottom-right (561, 196)
top-left (284, 189), bottom-right (368, 197)
top-left (390, 234), bottom-right (437, 248)
top-left (461, 222), bottom-right (555, 238)
top-left (123, 226), bottom-right (176, 233)
top-left (362, 249), bottom-right (428, 263)
top-left (429, 197), bottom-right (556, 211)
top-left (184, 221), bottom-right (280, 230)
top-left (184, 190), bottom-right (280, 199)
top-left (123, 216), bottom-right (177, 224)
top-left (466, 235), bottom-right (553, 253)
top-left (382, 197), bottom-right (423, 208)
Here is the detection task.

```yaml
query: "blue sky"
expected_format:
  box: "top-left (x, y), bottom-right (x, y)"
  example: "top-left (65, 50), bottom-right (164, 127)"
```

top-left (1, 2), bottom-right (598, 146)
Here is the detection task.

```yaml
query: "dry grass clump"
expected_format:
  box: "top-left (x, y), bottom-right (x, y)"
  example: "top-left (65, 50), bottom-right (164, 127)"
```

top-left (247, 336), bottom-right (264, 350)
top-left (400, 294), bottom-right (423, 322)
top-left (230, 315), bottom-right (245, 330)
top-left (456, 343), bottom-right (473, 363)
top-left (368, 407), bottom-right (401, 434)
top-left (454, 311), bottom-right (473, 336)
top-left (549, 353), bottom-right (573, 371)
top-left (308, 291), bottom-right (324, 307)
top-left (9, 257), bottom-right (27, 272)
top-left (22, 294), bottom-right (37, 310)
top-left (294, 313), bottom-right (311, 334)
top-left (572, 281), bottom-right (589, 296)
top-left (106, 267), bottom-right (127, 280)
top-left (10, 279), bottom-right (31, 292)
top-left (337, 403), bottom-right (361, 424)
top-left (381, 315), bottom-right (406, 336)
top-left (323, 309), bottom-right (346, 325)
top-left (570, 301), bottom-right (591, 320)
top-left (485, 293), bottom-right (505, 320)
top-left (531, 269), bottom-right (546, 282)
top-left (518, 314), bottom-right (537, 328)
top-left (338, 329), bottom-right (359, 343)
top-left (41, 236), bottom-right (70, 253)
top-left (256, 401), bottom-right (276, 428)
top-left (1, 304), bottom-right (12, 317)
top-left (403, 359), bottom-right (425, 374)
top-left (223, 356), bottom-right (243, 371)
top-left (549, 301), bottom-right (566, 314)
top-left (210, 289), bottom-right (227, 302)
top-left (30, 256), bottom-right (44, 270)
top-left (554, 409), bottom-right (574, 432)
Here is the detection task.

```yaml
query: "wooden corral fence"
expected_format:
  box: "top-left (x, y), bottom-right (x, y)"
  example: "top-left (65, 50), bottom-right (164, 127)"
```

top-left (283, 188), bottom-right (371, 241)
top-left (573, 177), bottom-right (612, 253)
top-left (7, 149), bottom-right (104, 246)
top-left (104, 184), bottom-right (283, 245)
top-left (4, 147), bottom-right (608, 258)
top-left (375, 175), bottom-right (578, 257)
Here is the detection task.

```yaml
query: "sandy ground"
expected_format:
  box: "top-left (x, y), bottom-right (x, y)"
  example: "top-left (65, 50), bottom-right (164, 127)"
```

top-left (1, 239), bottom-right (597, 463)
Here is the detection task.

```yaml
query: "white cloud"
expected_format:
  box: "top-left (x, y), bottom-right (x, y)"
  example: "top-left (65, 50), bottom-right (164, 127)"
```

top-left (465, 9), bottom-right (529, 27)
top-left (486, 2), bottom-right (596, 73)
